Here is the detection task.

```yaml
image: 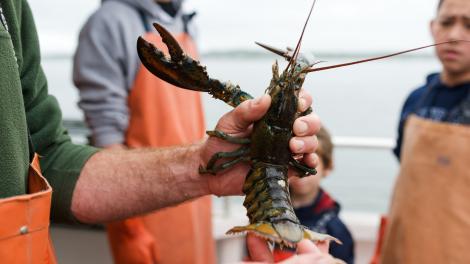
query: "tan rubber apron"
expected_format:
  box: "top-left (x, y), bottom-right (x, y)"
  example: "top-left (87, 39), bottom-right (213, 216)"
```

top-left (106, 32), bottom-right (215, 264)
top-left (0, 154), bottom-right (57, 264)
top-left (380, 115), bottom-right (470, 264)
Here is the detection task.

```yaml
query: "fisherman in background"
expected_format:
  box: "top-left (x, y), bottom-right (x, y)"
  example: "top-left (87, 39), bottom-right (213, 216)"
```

top-left (381, 0), bottom-right (470, 262)
top-left (74, 0), bottom-right (213, 263)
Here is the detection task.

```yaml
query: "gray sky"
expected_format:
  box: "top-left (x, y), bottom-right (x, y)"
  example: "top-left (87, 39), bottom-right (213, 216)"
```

top-left (30, 0), bottom-right (440, 55)
top-left (187, 0), bottom-right (440, 53)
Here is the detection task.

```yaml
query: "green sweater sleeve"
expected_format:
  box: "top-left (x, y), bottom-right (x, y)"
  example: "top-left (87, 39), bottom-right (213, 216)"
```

top-left (15, 0), bottom-right (99, 223)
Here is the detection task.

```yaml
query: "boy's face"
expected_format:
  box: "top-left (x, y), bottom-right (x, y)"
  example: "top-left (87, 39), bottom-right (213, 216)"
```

top-left (431, 0), bottom-right (470, 76)
top-left (289, 159), bottom-right (326, 196)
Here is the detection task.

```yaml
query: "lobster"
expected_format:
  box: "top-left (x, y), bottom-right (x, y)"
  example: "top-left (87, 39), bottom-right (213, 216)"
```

top-left (136, 1), bottom-right (463, 248)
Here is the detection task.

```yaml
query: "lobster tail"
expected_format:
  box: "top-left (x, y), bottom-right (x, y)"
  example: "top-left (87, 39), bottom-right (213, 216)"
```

top-left (227, 162), bottom-right (339, 247)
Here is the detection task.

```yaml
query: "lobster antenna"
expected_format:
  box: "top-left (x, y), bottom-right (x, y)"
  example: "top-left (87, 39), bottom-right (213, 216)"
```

top-left (286, 0), bottom-right (318, 72)
top-left (303, 40), bottom-right (469, 73)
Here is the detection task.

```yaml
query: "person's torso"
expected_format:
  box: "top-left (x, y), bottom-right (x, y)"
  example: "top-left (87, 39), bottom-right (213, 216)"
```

top-left (0, 0), bottom-right (31, 198)
top-left (403, 73), bottom-right (470, 124)
top-left (394, 73), bottom-right (470, 159)
top-left (294, 190), bottom-right (340, 233)
top-left (382, 115), bottom-right (470, 264)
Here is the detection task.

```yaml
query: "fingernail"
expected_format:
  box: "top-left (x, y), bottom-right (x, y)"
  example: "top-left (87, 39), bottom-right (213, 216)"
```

top-left (252, 96), bottom-right (263, 106)
top-left (292, 138), bottom-right (304, 152)
top-left (297, 120), bottom-right (308, 135)
top-left (299, 97), bottom-right (307, 109)
top-left (299, 98), bottom-right (307, 111)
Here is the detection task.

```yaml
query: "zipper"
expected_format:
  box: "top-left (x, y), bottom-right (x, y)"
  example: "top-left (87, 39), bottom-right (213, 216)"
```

top-left (0, 3), bottom-right (8, 32)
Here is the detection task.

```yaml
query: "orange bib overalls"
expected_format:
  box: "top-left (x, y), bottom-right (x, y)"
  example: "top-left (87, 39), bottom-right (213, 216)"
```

top-left (0, 154), bottom-right (57, 264)
top-left (381, 115), bottom-right (470, 263)
top-left (106, 32), bottom-right (215, 264)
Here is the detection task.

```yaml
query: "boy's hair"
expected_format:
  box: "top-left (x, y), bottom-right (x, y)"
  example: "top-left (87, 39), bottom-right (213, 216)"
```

top-left (438, 0), bottom-right (444, 10)
top-left (316, 127), bottom-right (334, 170)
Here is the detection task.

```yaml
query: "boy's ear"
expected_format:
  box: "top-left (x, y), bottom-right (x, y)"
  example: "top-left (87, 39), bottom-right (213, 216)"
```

top-left (322, 161), bottom-right (334, 178)
top-left (430, 19), bottom-right (437, 40)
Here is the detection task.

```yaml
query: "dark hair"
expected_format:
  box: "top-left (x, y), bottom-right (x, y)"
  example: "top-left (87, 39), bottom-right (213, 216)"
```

top-left (316, 127), bottom-right (334, 170)
top-left (438, 0), bottom-right (444, 10)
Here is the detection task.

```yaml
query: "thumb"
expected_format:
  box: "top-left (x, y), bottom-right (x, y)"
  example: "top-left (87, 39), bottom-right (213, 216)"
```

top-left (315, 241), bottom-right (330, 254)
top-left (296, 239), bottom-right (321, 254)
top-left (245, 233), bottom-right (274, 263)
top-left (215, 95), bottom-right (271, 134)
top-left (296, 239), bottom-right (330, 254)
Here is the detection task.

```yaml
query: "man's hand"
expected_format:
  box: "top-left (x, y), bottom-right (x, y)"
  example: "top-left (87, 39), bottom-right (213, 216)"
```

top-left (200, 89), bottom-right (321, 196)
top-left (243, 234), bottom-right (336, 264)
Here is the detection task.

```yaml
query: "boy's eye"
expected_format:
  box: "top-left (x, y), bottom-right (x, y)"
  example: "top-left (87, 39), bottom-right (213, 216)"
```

top-left (439, 19), bottom-right (454, 27)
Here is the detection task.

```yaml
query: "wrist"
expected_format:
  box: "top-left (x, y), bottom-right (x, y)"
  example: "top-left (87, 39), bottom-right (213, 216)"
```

top-left (185, 141), bottom-right (212, 197)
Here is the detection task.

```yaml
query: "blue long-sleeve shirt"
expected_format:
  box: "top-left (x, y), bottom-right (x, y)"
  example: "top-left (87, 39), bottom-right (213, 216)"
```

top-left (393, 73), bottom-right (470, 160)
top-left (295, 189), bottom-right (355, 264)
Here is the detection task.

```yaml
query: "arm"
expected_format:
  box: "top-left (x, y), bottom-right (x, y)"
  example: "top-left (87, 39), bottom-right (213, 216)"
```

top-left (328, 219), bottom-right (355, 264)
top-left (393, 88), bottom-right (423, 160)
top-left (393, 98), bottom-right (409, 160)
top-left (72, 93), bottom-right (321, 223)
top-left (72, 143), bottom-right (204, 223)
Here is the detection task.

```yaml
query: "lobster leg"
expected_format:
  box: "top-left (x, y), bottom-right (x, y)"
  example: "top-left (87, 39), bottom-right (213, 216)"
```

top-left (199, 130), bottom-right (251, 174)
top-left (137, 23), bottom-right (253, 107)
top-left (206, 130), bottom-right (251, 144)
top-left (200, 155), bottom-right (251, 175)
top-left (199, 146), bottom-right (250, 174)
top-left (299, 107), bottom-right (313, 116)
top-left (289, 157), bottom-right (317, 177)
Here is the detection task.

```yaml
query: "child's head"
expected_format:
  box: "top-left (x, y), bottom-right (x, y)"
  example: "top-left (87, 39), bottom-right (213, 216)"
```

top-left (431, 0), bottom-right (470, 80)
top-left (289, 127), bottom-right (334, 197)
top-left (315, 126), bottom-right (334, 174)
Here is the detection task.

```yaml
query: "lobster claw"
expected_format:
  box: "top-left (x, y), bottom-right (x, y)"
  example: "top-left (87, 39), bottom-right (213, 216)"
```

top-left (137, 23), bottom-right (211, 92)
top-left (137, 22), bottom-right (253, 107)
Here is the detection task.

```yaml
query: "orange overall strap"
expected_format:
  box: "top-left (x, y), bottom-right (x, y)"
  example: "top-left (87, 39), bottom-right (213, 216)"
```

top-left (106, 32), bottom-right (215, 264)
top-left (126, 34), bottom-right (205, 147)
top-left (381, 115), bottom-right (470, 264)
top-left (0, 154), bottom-right (56, 264)
top-left (369, 215), bottom-right (387, 264)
